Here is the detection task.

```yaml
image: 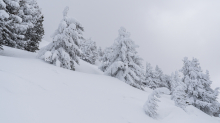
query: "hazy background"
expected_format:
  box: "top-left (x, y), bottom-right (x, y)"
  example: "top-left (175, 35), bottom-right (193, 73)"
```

top-left (37, 0), bottom-right (220, 88)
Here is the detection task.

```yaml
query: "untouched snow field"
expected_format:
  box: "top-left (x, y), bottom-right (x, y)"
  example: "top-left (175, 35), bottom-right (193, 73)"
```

top-left (0, 42), bottom-right (220, 123)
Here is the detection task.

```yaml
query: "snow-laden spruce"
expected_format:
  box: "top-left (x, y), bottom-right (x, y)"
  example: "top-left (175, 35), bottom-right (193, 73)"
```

top-left (80, 38), bottom-right (98, 64)
top-left (38, 6), bottom-right (84, 70)
top-left (143, 87), bottom-right (170, 119)
top-left (144, 62), bottom-right (157, 89)
top-left (181, 57), bottom-right (220, 116)
top-left (154, 65), bottom-right (170, 88)
top-left (99, 27), bottom-right (145, 90)
top-left (170, 71), bottom-right (187, 110)
top-left (97, 46), bottom-right (104, 61)
top-left (0, 0), bottom-right (44, 51)
top-left (169, 71), bottom-right (183, 92)
top-left (0, 0), bottom-right (7, 50)
top-left (0, 0), bottom-right (26, 49)
top-left (153, 65), bottom-right (164, 88)
top-left (21, 0), bottom-right (44, 52)
top-left (99, 46), bottom-right (114, 70)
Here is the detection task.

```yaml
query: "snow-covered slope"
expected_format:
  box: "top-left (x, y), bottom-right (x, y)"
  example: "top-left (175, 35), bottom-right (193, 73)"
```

top-left (0, 43), bottom-right (219, 123)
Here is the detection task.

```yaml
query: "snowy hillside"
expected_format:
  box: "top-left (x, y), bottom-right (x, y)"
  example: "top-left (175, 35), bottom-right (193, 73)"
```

top-left (0, 42), bottom-right (220, 123)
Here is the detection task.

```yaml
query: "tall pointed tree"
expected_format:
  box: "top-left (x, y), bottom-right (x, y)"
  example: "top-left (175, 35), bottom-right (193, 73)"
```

top-left (98, 46), bottom-right (104, 61)
top-left (0, 0), bottom-right (28, 49)
top-left (21, 0), bottom-right (44, 52)
top-left (181, 57), bottom-right (220, 116)
top-left (145, 62), bottom-right (157, 89)
top-left (0, 0), bottom-right (44, 51)
top-left (153, 65), bottom-right (168, 88)
top-left (0, 0), bottom-right (9, 50)
top-left (100, 27), bottom-right (145, 89)
top-left (170, 71), bottom-right (187, 110)
top-left (37, 6), bottom-right (84, 70)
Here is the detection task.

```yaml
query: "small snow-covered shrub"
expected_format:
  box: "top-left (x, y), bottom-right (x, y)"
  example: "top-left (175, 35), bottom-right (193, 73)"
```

top-left (143, 87), bottom-right (170, 119)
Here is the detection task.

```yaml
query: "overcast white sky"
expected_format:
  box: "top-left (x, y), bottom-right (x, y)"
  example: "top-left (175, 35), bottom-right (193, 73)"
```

top-left (37, 0), bottom-right (220, 88)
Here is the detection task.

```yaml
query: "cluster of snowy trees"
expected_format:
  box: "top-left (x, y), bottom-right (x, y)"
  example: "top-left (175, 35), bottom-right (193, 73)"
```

top-left (35, 6), bottom-right (220, 117)
top-left (143, 58), bottom-right (220, 118)
top-left (144, 63), bottom-right (170, 89)
top-left (0, 0), bottom-right (219, 119)
top-left (0, 0), bottom-right (44, 52)
top-left (180, 57), bottom-right (220, 116)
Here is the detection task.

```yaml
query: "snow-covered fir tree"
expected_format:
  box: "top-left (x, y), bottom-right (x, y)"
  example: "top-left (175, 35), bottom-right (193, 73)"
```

top-left (98, 46), bottom-right (104, 61)
top-left (21, 0), bottom-right (44, 52)
top-left (181, 57), bottom-right (220, 116)
top-left (80, 38), bottom-right (98, 64)
top-left (99, 46), bottom-right (114, 71)
top-left (170, 71), bottom-right (187, 110)
top-left (0, 0), bottom-right (27, 49)
top-left (143, 87), bottom-right (170, 119)
top-left (99, 27), bottom-right (145, 90)
top-left (144, 62), bottom-right (157, 89)
top-left (170, 71), bottom-right (182, 92)
top-left (154, 65), bottom-right (166, 88)
top-left (0, 0), bottom-right (43, 51)
top-left (171, 84), bottom-right (187, 110)
top-left (160, 74), bottom-right (171, 89)
top-left (37, 6), bottom-right (84, 70)
top-left (0, 0), bottom-right (8, 50)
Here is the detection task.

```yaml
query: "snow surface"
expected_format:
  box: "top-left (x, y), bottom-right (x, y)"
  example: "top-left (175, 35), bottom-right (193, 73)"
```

top-left (0, 41), bottom-right (220, 123)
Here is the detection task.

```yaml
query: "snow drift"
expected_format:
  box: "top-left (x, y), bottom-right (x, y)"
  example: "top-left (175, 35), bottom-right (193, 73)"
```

top-left (0, 42), bottom-right (220, 123)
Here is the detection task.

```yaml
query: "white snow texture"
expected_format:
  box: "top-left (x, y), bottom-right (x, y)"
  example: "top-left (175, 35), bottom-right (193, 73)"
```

top-left (0, 41), bottom-right (220, 123)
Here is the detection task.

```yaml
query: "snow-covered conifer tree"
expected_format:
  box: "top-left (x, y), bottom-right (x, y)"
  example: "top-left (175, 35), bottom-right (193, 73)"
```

top-left (99, 27), bottom-right (145, 89)
top-left (21, 0), bottom-right (44, 52)
top-left (37, 6), bottom-right (84, 70)
top-left (143, 87), bottom-right (170, 119)
top-left (0, 0), bottom-right (28, 49)
top-left (170, 71), bottom-right (182, 92)
top-left (170, 71), bottom-right (187, 110)
top-left (153, 65), bottom-right (168, 88)
top-left (0, 0), bottom-right (9, 50)
top-left (145, 62), bottom-right (157, 89)
top-left (171, 84), bottom-right (187, 110)
top-left (160, 74), bottom-right (171, 89)
top-left (181, 57), bottom-right (220, 116)
top-left (99, 46), bottom-right (114, 71)
top-left (80, 38), bottom-right (98, 64)
top-left (0, 0), bottom-right (43, 51)
top-left (98, 46), bottom-right (104, 61)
